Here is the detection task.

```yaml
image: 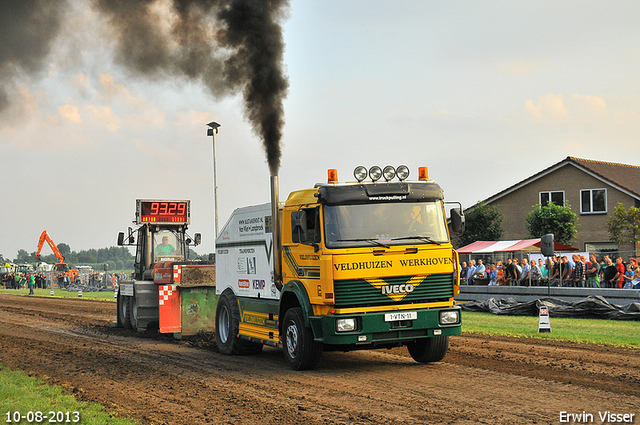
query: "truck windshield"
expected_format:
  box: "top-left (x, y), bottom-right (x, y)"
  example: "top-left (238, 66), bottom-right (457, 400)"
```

top-left (152, 230), bottom-right (185, 261)
top-left (324, 202), bottom-right (449, 249)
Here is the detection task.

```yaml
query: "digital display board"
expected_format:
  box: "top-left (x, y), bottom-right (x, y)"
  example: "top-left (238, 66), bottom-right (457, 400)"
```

top-left (136, 200), bottom-right (190, 224)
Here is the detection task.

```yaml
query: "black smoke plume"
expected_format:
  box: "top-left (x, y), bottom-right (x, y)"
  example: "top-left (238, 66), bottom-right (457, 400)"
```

top-left (1, 0), bottom-right (290, 175)
top-left (217, 0), bottom-right (289, 176)
top-left (0, 0), bottom-right (68, 111)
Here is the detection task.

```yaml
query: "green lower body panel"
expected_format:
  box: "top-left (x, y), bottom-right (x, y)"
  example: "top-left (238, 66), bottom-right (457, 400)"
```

top-left (237, 297), bottom-right (280, 344)
top-left (309, 307), bottom-right (461, 346)
top-left (180, 286), bottom-right (217, 336)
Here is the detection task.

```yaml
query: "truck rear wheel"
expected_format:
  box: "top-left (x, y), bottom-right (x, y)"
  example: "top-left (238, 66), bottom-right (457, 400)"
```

top-left (128, 293), bottom-right (138, 330)
top-left (407, 335), bottom-right (449, 363)
top-left (282, 307), bottom-right (322, 370)
top-left (117, 292), bottom-right (131, 329)
top-left (215, 289), bottom-right (262, 355)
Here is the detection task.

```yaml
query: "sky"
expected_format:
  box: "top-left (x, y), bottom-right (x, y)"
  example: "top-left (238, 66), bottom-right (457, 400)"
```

top-left (2, 0), bottom-right (640, 261)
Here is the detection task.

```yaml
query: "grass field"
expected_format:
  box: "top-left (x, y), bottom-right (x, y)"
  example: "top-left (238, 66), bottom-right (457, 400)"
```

top-left (0, 365), bottom-right (136, 425)
top-left (462, 310), bottom-right (640, 348)
top-left (0, 288), bottom-right (116, 301)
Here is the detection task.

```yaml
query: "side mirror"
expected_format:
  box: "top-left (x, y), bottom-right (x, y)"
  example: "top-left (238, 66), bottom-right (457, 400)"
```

top-left (450, 208), bottom-right (465, 234)
top-left (291, 210), bottom-right (307, 243)
top-left (117, 232), bottom-right (125, 246)
top-left (541, 234), bottom-right (554, 257)
top-left (194, 233), bottom-right (202, 246)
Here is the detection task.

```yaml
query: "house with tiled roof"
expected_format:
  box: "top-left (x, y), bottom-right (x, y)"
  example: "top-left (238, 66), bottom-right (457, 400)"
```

top-left (475, 156), bottom-right (640, 255)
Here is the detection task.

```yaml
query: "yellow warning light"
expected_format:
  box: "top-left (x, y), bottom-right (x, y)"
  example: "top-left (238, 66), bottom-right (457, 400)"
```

top-left (328, 169), bottom-right (338, 183)
top-left (418, 166), bottom-right (429, 181)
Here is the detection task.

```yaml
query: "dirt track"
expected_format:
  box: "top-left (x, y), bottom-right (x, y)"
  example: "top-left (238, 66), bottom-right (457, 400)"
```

top-left (0, 293), bottom-right (638, 424)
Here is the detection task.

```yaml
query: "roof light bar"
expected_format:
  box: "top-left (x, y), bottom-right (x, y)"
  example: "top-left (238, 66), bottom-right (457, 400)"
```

top-left (351, 165), bottom-right (419, 182)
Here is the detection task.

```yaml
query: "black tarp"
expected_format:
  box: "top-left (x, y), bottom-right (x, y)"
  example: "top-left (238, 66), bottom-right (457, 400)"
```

top-left (460, 295), bottom-right (640, 320)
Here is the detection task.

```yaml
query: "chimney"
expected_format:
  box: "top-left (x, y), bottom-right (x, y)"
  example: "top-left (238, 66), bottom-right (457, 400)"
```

top-left (270, 175), bottom-right (283, 290)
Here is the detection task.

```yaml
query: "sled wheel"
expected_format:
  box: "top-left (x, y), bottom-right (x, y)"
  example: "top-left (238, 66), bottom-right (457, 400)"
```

top-left (128, 292), bottom-right (138, 330)
top-left (117, 291), bottom-right (131, 329)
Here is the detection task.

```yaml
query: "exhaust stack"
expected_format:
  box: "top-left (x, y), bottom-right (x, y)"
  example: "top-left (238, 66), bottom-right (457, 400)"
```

top-left (270, 175), bottom-right (283, 290)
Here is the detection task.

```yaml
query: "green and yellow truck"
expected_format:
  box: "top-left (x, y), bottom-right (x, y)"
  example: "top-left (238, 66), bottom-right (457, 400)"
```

top-left (215, 165), bottom-right (464, 370)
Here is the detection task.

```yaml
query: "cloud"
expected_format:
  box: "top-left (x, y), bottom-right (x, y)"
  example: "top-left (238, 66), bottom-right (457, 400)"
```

top-left (58, 104), bottom-right (82, 123)
top-left (97, 71), bottom-right (143, 108)
top-left (174, 109), bottom-right (216, 126)
top-left (71, 73), bottom-right (92, 96)
top-left (0, 85), bottom-right (40, 128)
top-left (572, 93), bottom-right (608, 117)
top-left (87, 104), bottom-right (121, 132)
top-left (525, 93), bottom-right (569, 119)
top-left (525, 92), bottom-right (611, 122)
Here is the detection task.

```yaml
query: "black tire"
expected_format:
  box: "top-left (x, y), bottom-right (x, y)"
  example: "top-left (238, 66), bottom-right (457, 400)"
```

top-left (128, 293), bottom-right (138, 330)
top-left (282, 307), bottom-right (322, 370)
top-left (407, 335), bottom-right (449, 363)
top-left (117, 292), bottom-right (131, 329)
top-left (215, 289), bottom-right (262, 355)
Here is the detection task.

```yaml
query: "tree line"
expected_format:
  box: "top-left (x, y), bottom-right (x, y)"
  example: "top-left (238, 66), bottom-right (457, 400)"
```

top-left (456, 201), bottom-right (639, 251)
top-left (5, 245), bottom-right (136, 272)
top-left (2, 244), bottom-right (204, 272)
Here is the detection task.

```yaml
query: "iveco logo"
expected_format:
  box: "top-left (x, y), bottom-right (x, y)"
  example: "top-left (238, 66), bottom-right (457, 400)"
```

top-left (381, 283), bottom-right (415, 295)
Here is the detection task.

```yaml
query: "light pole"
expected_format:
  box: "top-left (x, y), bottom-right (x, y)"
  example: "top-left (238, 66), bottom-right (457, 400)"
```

top-left (207, 121), bottom-right (221, 257)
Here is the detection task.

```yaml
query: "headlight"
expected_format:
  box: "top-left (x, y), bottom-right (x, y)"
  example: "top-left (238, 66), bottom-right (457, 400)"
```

top-left (336, 318), bottom-right (356, 332)
top-left (396, 165), bottom-right (410, 181)
top-left (383, 165), bottom-right (396, 181)
top-left (439, 310), bottom-right (459, 325)
top-left (353, 166), bottom-right (368, 182)
top-left (369, 166), bottom-right (382, 182)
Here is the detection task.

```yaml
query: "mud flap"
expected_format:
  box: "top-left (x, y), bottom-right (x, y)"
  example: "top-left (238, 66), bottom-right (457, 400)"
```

top-left (159, 285), bottom-right (181, 333)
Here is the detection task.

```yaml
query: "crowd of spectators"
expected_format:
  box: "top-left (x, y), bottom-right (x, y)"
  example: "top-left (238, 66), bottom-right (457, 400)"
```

top-left (1, 272), bottom-right (49, 291)
top-left (460, 254), bottom-right (640, 289)
top-left (2, 270), bottom-right (126, 291)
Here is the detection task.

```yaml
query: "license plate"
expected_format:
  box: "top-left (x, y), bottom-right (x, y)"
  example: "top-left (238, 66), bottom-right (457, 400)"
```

top-left (119, 283), bottom-right (134, 297)
top-left (384, 311), bottom-right (417, 322)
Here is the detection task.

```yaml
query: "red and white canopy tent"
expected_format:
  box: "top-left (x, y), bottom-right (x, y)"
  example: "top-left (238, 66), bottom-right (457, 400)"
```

top-left (457, 238), bottom-right (578, 254)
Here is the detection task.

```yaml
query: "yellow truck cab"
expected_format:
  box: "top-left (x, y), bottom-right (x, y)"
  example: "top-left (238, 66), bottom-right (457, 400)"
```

top-left (215, 165), bottom-right (464, 370)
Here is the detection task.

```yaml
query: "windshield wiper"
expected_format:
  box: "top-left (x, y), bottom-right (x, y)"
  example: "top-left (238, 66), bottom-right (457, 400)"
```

top-left (391, 236), bottom-right (441, 245)
top-left (337, 238), bottom-right (391, 248)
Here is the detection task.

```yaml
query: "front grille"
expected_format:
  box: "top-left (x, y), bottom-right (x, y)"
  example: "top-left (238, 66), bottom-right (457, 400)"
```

top-left (372, 329), bottom-right (429, 341)
top-left (334, 273), bottom-right (454, 308)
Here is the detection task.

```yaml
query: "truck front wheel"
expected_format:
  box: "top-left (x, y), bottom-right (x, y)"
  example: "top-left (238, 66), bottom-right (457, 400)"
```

top-left (282, 307), bottom-right (322, 370)
top-left (407, 335), bottom-right (449, 363)
top-left (215, 289), bottom-right (262, 355)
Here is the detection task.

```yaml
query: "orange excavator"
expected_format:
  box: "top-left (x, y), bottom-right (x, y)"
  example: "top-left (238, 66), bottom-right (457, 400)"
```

top-left (36, 230), bottom-right (78, 286)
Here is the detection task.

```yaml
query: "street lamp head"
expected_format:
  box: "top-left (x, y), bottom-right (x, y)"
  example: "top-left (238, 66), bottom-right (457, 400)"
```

top-left (207, 121), bottom-right (221, 136)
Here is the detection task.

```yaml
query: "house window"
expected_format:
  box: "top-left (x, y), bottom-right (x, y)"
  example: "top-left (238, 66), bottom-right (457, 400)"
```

top-left (539, 191), bottom-right (564, 206)
top-left (581, 189), bottom-right (607, 214)
top-left (584, 242), bottom-right (618, 255)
